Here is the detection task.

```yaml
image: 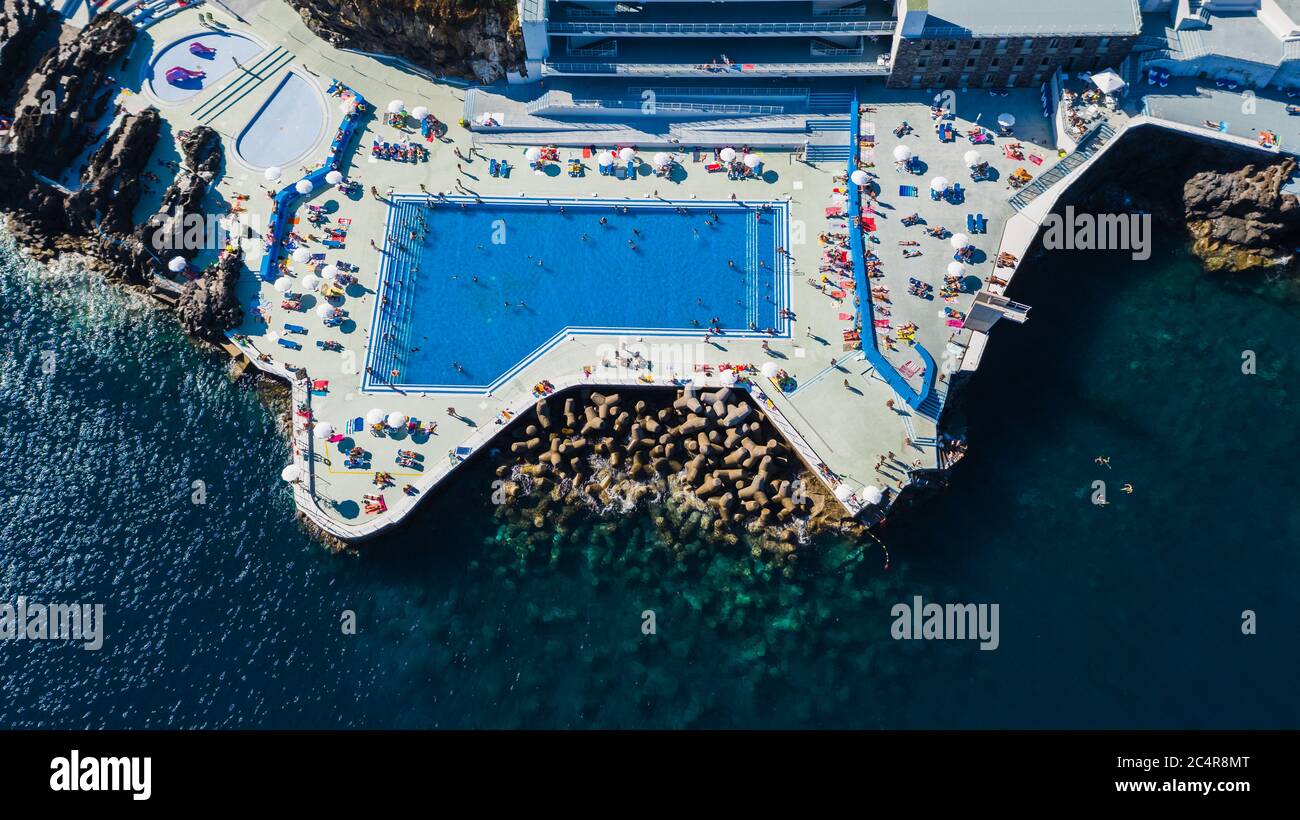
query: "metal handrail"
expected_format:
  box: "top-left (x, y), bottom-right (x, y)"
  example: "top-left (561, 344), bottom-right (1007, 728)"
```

top-left (545, 60), bottom-right (891, 76)
top-left (549, 20), bottom-right (895, 35)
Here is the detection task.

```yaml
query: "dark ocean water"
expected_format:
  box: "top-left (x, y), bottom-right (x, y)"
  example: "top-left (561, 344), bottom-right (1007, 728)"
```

top-left (0, 222), bottom-right (1297, 729)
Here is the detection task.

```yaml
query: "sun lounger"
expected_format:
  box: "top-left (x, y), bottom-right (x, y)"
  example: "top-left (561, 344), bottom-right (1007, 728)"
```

top-left (705, 162), bottom-right (722, 173)
top-left (283, 323), bottom-right (307, 334)
top-left (614, 165), bottom-right (627, 180)
top-left (899, 185), bottom-right (918, 197)
top-left (277, 338), bottom-right (302, 350)
top-left (626, 160), bottom-right (636, 179)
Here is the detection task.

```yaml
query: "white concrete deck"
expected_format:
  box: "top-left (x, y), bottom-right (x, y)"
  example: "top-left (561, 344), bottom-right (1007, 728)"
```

top-left (105, 2), bottom-right (1070, 542)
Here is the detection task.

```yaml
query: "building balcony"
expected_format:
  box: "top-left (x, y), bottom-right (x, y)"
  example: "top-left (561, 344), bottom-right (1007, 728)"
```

top-left (541, 33), bottom-right (891, 76)
top-left (547, 0), bottom-right (896, 37)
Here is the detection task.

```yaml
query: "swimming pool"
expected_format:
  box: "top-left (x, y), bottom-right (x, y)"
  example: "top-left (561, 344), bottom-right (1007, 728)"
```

top-left (234, 72), bottom-right (327, 169)
top-left (365, 196), bottom-right (789, 392)
top-left (147, 31), bottom-right (265, 104)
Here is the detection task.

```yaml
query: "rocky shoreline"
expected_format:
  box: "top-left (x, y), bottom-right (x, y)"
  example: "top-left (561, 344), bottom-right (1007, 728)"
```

top-left (1061, 124), bottom-right (1300, 275)
top-left (491, 386), bottom-right (872, 555)
top-left (285, 0), bottom-right (523, 85)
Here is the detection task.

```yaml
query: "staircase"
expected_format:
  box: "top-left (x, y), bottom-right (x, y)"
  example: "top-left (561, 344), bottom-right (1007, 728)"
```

top-left (914, 389), bottom-right (944, 423)
top-left (1009, 122), bottom-right (1116, 211)
top-left (809, 91), bottom-right (853, 113)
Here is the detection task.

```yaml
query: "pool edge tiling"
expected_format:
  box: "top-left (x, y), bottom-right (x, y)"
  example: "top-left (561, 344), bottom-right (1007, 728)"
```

top-left (361, 195), bottom-right (791, 394)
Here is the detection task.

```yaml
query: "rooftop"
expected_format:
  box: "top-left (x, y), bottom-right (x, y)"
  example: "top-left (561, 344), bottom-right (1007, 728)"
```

top-left (915, 0), bottom-right (1141, 38)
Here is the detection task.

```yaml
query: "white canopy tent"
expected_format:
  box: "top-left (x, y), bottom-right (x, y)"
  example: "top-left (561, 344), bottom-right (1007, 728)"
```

top-left (1091, 69), bottom-right (1126, 95)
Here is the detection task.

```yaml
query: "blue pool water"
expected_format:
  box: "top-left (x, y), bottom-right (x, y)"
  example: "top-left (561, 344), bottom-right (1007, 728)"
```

top-left (147, 31), bottom-right (265, 104)
top-left (367, 197), bottom-right (787, 391)
top-left (235, 72), bottom-right (327, 169)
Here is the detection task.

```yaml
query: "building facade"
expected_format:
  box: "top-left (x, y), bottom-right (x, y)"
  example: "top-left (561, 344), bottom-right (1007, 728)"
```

top-left (516, 0), bottom-right (1142, 86)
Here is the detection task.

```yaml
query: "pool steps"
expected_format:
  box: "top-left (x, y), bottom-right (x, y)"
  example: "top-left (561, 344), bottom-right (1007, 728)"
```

top-left (191, 45), bottom-right (295, 125)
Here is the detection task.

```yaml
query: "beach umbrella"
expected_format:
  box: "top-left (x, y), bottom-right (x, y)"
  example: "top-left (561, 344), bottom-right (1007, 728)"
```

top-left (365, 408), bottom-right (385, 426)
top-left (760, 362), bottom-right (779, 378)
top-left (618, 146), bottom-right (636, 162)
top-left (947, 261), bottom-right (965, 276)
top-left (325, 170), bottom-right (344, 185)
top-left (892, 145), bottom-right (912, 162)
top-left (930, 176), bottom-right (949, 191)
top-left (313, 421), bottom-right (334, 439)
top-left (743, 153), bottom-right (760, 168)
top-left (302, 274), bottom-right (322, 291)
top-left (387, 99), bottom-right (404, 114)
top-left (950, 232), bottom-right (970, 249)
top-left (411, 105), bottom-right (429, 120)
top-left (291, 247), bottom-right (311, 263)
top-left (167, 255), bottom-right (186, 273)
top-left (524, 147), bottom-right (542, 162)
top-left (833, 483), bottom-right (854, 502)
top-left (1091, 69), bottom-right (1126, 95)
top-left (653, 152), bottom-right (671, 168)
top-left (316, 302), bottom-right (334, 319)
top-left (295, 178), bottom-right (314, 195)
top-left (273, 276), bottom-right (293, 293)
top-left (850, 169), bottom-right (870, 186)
top-left (997, 112), bottom-right (1015, 128)
top-left (861, 485), bottom-right (884, 505)
top-left (386, 411), bottom-right (408, 429)
top-left (719, 369), bottom-right (737, 386)
top-left (264, 166), bottom-right (282, 182)
top-left (963, 150), bottom-right (981, 167)
top-left (322, 264), bottom-right (339, 280)
top-left (719, 147), bottom-right (737, 163)
top-left (280, 464), bottom-right (302, 482)
top-left (597, 151), bottom-right (614, 166)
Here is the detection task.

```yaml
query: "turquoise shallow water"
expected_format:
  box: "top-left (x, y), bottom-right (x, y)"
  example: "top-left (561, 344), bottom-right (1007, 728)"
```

top-left (0, 222), bottom-right (1297, 728)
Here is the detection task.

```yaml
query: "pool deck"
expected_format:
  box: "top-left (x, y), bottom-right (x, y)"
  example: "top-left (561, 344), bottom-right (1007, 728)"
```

top-left (99, 2), bottom-right (1296, 542)
top-left (100, 1), bottom-right (1057, 540)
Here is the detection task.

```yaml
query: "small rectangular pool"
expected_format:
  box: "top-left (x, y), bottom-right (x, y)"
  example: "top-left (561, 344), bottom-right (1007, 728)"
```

top-left (365, 196), bottom-right (789, 392)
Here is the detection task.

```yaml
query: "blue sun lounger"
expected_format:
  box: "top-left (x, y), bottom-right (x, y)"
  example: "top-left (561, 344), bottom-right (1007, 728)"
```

top-left (283, 323), bottom-right (307, 334)
top-left (626, 160), bottom-right (636, 179)
top-left (277, 338), bottom-right (302, 350)
top-left (899, 185), bottom-right (918, 197)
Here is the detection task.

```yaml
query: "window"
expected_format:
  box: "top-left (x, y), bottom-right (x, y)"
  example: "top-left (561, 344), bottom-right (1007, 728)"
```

top-left (1048, 38), bottom-right (1060, 48)
top-left (946, 41), bottom-right (956, 50)
top-left (966, 57), bottom-right (976, 67)
top-left (1040, 57), bottom-right (1050, 66)
top-left (936, 74), bottom-right (947, 86)
top-left (1022, 39), bottom-right (1032, 51)
top-left (1008, 73), bottom-right (1019, 85)
top-left (942, 58), bottom-right (951, 67)
top-left (1098, 37), bottom-right (1110, 51)
top-left (917, 58), bottom-right (928, 68)
top-left (985, 72), bottom-right (997, 86)
top-left (971, 40), bottom-right (983, 51)
top-left (990, 57), bottom-right (1000, 67)
top-left (922, 41), bottom-right (932, 51)
top-left (1015, 56), bottom-right (1024, 67)
top-left (1074, 39), bottom-right (1084, 49)
top-left (996, 38), bottom-right (1008, 52)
